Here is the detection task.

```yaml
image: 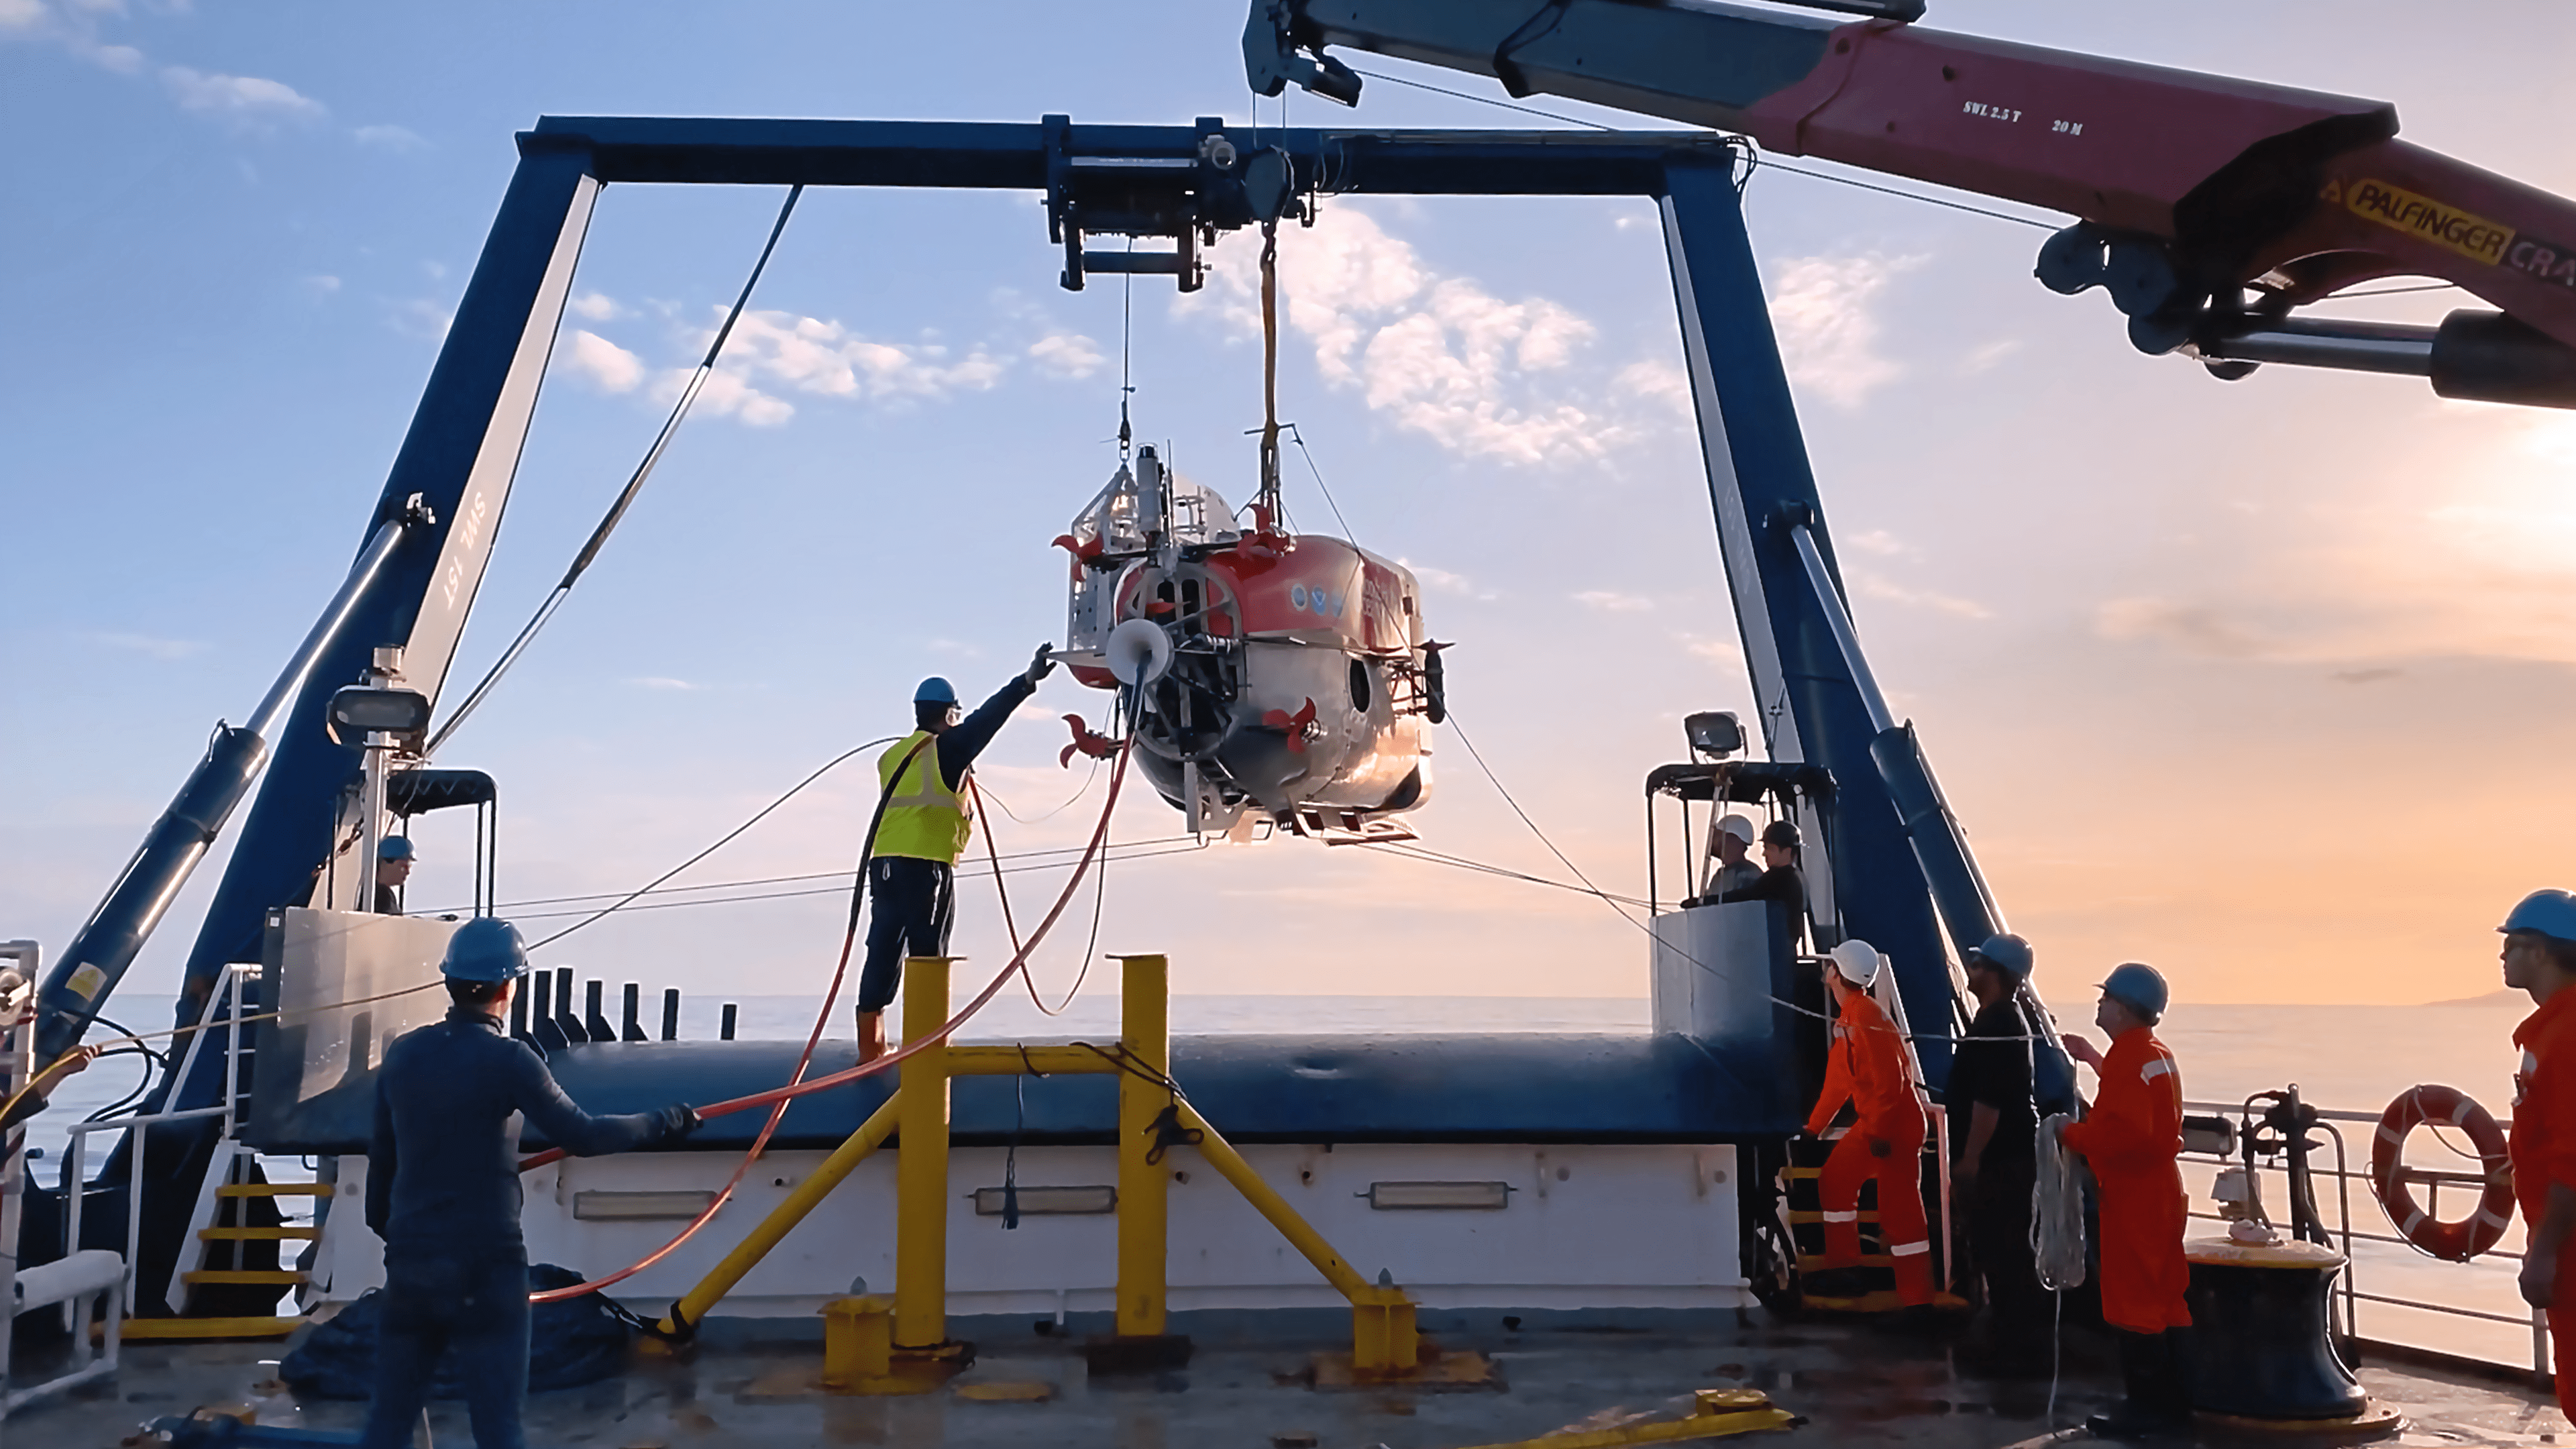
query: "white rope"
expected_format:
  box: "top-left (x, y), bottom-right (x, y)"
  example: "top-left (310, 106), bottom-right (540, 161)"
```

top-left (2033, 1112), bottom-right (2086, 1291)
top-left (2033, 1111), bottom-right (2085, 1427)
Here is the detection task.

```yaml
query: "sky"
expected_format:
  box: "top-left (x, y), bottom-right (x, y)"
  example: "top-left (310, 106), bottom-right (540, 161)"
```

top-left (5, 1), bottom-right (2575, 1016)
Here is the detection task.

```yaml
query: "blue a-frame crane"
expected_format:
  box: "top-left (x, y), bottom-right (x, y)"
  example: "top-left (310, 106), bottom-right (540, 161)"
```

top-left (27, 119), bottom-right (2021, 1300)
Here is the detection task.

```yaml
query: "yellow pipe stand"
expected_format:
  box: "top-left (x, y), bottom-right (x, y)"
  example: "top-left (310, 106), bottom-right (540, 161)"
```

top-left (894, 953), bottom-right (953, 1351)
top-left (658, 1094), bottom-right (902, 1336)
top-left (1116, 953), bottom-right (1170, 1340)
top-left (645, 946), bottom-right (1440, 1389)
top-left (1173, 1102), bottom-right (1421, 1374)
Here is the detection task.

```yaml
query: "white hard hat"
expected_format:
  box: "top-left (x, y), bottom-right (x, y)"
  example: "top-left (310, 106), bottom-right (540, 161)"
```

top-left (1715, 813), bottom-right (1756, 845)
top-left (1827, 939), bottom-right (1881, 988)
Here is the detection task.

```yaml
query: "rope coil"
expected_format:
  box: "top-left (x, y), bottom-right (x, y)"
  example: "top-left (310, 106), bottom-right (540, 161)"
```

top-left (2032, 1112), bottom-right (2086, 1292)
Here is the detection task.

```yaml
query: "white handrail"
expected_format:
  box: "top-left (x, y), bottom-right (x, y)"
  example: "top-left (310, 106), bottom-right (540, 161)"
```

top-left (56, 965), bottom-right (256, 1322)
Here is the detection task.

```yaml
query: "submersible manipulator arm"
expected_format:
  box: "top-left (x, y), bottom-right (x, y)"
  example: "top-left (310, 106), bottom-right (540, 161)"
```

top-left (1248, 0), bottom-right (2576, 408)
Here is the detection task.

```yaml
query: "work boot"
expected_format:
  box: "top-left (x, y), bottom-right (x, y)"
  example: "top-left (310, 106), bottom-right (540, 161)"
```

top-left (2086, 1331), bottom-right (2190, 1440)
top-left (2155, 1330), bottom-right (2198, 1424)
top-left (857, 1010), bottom-right (887, 1064)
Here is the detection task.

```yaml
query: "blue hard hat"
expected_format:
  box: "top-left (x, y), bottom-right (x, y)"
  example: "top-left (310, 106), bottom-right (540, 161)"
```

top-left (378, 835), bottom-right (415, 863)
top-left (2500, 890), bottom-right (2576, 945)
top-left (440, 918), bottom-right (530, 983)
top-left (2098, 961), bottom-right (2169, 1019)
top-left (914, 677), bottom-right (958, 706)
top-left (1967, 932), bottom-right (2033, 979)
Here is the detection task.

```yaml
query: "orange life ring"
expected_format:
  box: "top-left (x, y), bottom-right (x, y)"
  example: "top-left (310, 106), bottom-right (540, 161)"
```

top-left (2371, 1085), bottom-right (2514, 1262)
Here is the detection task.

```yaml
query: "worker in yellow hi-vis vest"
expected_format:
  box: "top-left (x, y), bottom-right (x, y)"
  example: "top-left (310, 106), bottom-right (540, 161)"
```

top-left (857, 646), bottom-right (1055, 1061)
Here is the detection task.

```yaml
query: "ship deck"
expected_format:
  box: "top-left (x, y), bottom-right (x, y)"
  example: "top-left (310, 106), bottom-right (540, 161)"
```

top-left (15, 1311), bottom-right (2562, 1448)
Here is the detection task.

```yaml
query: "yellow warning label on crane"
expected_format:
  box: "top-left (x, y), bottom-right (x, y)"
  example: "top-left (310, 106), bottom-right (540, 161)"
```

top-left (2344, 179), bottom-right (2514, 265)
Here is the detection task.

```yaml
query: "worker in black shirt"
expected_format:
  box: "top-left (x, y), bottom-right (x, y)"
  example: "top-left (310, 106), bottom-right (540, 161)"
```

top-left (857, 649), bottom-right (1056, 1061)
top-left (1947, 931), bottom-right (2050, 1364)
top-left (361, 918), bottom-right (696, 1449)
top-left (1718, 818), bottom-right (1804, 907)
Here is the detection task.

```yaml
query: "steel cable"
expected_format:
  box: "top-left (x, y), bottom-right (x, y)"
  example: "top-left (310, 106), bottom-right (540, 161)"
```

top-left (424, 184), bottom-right (804, 758)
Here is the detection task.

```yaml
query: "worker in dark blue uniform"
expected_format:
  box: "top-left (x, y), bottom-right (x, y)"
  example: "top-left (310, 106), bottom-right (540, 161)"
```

top-left (360, 918), bottom-right (697, 1449)
top-left (856, 647), bottom-right (1056, 1061)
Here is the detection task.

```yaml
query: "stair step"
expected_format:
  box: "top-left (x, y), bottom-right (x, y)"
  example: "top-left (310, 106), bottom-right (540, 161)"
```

top-left (183, 1269), bottom-right (311, 1286)
top-left (198, 1226), bottom-right (319, 1242)
top-left (219, 1183), bottom-right (333, 1199)
top-left (118, 1316), bottom-right (303, 1342)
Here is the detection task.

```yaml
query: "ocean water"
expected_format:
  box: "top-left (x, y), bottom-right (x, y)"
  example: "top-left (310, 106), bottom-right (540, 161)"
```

top-left (25, 991), bottom-right (2542, 1366)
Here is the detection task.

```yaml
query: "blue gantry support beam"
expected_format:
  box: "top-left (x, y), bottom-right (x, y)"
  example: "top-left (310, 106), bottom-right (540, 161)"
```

top-left (1658, 158), bottom-right (1962, 1083)
top-left (169, 152), bottom-right (601, 1028)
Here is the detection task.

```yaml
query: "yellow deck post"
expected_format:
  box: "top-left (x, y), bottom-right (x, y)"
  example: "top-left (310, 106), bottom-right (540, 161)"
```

top-left (894, 954), bottom-right (952, 1350)
top-left (820, 1295), bottom-right (896, 1387)
top-left (1116, 953), bottom-right (1170, 1340)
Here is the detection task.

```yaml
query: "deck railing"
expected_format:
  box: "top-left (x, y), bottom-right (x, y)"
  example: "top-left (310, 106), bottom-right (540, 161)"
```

top-left (2178, 1097), bottom-right (2545, 1382)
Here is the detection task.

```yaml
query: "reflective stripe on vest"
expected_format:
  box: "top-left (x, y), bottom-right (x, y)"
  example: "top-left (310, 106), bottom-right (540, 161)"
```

top-left (875, 731), bottom-right (972, 861)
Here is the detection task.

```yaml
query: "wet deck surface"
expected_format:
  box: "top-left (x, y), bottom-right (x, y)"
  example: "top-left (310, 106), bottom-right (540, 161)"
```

top-left (15, 1316), bottom-right (2565, 1448)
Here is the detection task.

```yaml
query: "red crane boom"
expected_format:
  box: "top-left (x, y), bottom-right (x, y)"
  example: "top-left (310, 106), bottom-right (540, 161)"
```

top-left (1246, 0), bottom-right (2576, 406)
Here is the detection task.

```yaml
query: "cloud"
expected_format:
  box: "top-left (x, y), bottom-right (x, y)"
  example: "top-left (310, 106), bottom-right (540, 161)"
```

top-left (1027, 332), bottom-right (1105, 380)
top-left (1401, 559), bottom-right (1496, 601)
top-left (1962, 338), bottom-right (2021, 374)
top-left (2085, 413), bottom-right (2576, 669)
top-left (1845, 529), bottom-right (1912, 558)
top-left (629, 677), bottom-right (700, 692)
top-left (1573, 590), bottom-right (1653, 613)
top-left (1854, 572), bottom-right (1990, 620)
top-left (86, 630), bottom-right (205, 660)
top-left (1187, 206), bottom-right (1638, 468)
top-left (563, 329), bottom-right (643, 393)
top-left (2095, 598), bottom-right (2273, 659)
top-left (2332, 667), bottom-right (2402, 685)
top-left (680, 308), bottom-right (1006, 420)
top-left (353, 123), bottom-right (426, 152)
top-left (567, 291), bottom-right (623, 322)
top-left (1613, 358), bottom-right (1691, 419)
top-left (301, 274), bottom-right (339, 297)
top-left (1766, 253), bottom-right (1922, 409)
top-left (1676, 631), bottom-right (1743, 666)
top-left (160, 65), bottom-right (325, 125)
top-left (667, 367), bottom-right (794, 427)
top-left (388, 298), bottom-right (451, 342)
top-left (1, 2), bottom-right (138, 70)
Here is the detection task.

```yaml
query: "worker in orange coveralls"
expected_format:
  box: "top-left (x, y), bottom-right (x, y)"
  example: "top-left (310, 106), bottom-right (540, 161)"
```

top-left (1803, 939), bottom-right (1933, 1307)
top-left (2058, 961), bottom-right (2190, 1440)
top-left (2500, 890), bottom-right (2576, 1423)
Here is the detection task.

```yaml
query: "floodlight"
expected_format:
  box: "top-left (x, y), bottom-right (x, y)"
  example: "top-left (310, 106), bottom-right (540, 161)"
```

top-left (326, 686), bottom-right (432, 745)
